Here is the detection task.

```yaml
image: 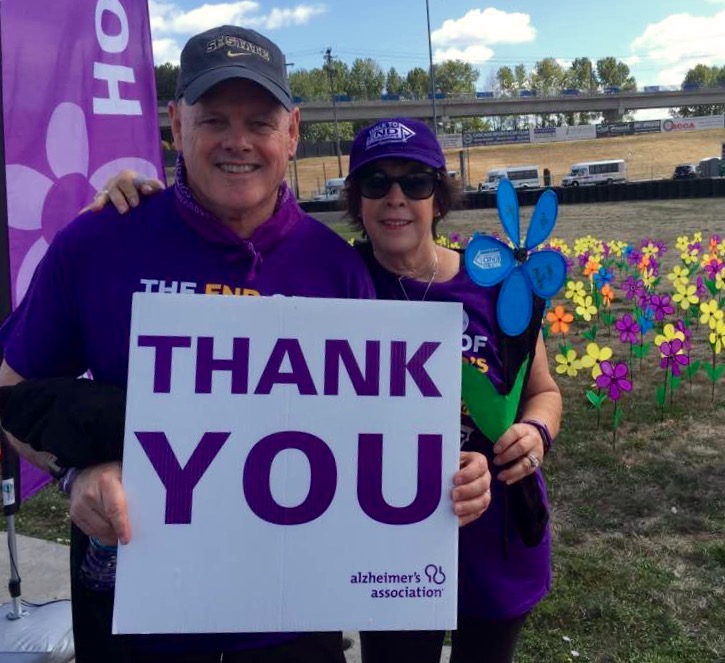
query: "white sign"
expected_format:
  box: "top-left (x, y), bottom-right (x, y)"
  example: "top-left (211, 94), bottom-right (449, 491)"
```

top-left (662, 115), bottom-right (724, 132)
top-left (113, 294), bottom-right (462, 634)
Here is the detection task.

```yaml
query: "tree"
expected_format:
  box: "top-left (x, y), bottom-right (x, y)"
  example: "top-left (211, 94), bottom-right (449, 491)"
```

top-left (596, 57), bottom-right (636, 90)
top-left (347, 58), bottom-right (385, 100)
top-left (675, 64), bottom-right (725, 116)
top-left (289, 68), bottom-right (329, 101)
top-left (514, 64), bottom-right (529, 91)
top-left (406, 67), bottom-right (430, 99)
top-left (567, 57), bottom-right (598, 92)
top-left (385, 67), bottom-right (404, 96)
top-left (434, 60), bottom-right (479, 95)
top-left (495, 66), bottom-right (515, 96)
top-left (155, 63), bottom-right (179, 102)
top-left (530, 58), bottom-right (565, 96)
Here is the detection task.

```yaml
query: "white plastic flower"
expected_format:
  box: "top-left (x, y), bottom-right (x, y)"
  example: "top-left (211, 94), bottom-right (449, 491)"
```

top-left (6, 102), bottom-right (158, 302)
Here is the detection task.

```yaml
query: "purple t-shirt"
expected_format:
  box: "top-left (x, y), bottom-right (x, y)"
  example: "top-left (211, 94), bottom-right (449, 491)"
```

top-left (0, 181), bottom-right (375, 651)
top-left (362, 250), bottom-right (551, 621)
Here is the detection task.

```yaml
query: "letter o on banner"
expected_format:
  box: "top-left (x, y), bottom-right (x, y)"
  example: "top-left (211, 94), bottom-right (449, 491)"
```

top-left (243, 432), bottom-right (337, 525)
top-left (95, 0), bottom-right (129, 53)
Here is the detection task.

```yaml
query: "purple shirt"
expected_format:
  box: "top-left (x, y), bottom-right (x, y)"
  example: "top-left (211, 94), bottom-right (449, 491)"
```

top-left (0, 181), bottom-right (375, 651)
top-left (363, 251), bottom-right (551, 620)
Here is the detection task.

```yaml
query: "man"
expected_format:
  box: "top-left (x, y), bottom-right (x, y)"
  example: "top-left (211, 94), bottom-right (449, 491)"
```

top-left (0, 25), bottom-right (376, 662)
top-left (1, 23), bottom-right (490, 663)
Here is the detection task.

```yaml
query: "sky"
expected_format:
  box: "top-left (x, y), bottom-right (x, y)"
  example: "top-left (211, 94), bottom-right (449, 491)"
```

top-left (148, 0), bottom-right (725, 90)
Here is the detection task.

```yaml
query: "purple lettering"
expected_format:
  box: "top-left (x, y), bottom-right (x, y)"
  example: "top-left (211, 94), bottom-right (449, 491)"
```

top-left (254, 339), bottom-right (317, 395)
top-left (357, 433), bottom-right (442, 525)
top-left (135, 431), bottom-right (230, 524)
top-left (389, 341), bottom-right (442, 397)
top-left (324, 340), bottom-right (380, 396)
top-left (137, 335), bottom-right (192, 393)
top-left (243, 432), bottom-right (336, 525)
top-left (195, 337), bottom-right (250, 394)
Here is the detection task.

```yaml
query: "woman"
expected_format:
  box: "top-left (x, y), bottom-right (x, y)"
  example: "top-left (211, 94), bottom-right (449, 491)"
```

top-left (94, 116), bottom-right (561, 663)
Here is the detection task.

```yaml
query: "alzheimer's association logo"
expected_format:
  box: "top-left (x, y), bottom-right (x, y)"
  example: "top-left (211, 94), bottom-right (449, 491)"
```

top-left (6, 102), bottom-right (158, 303)
top-left (366, 120), bottom-right (415, 149)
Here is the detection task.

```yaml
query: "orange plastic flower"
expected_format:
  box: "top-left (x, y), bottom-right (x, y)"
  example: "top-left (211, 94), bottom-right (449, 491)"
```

top-left (601, 284), bottom-right (614, 307)
top-left (583, 257), bottom-right (600, 277)
top-left (546, 305), bottom-right (574, 334)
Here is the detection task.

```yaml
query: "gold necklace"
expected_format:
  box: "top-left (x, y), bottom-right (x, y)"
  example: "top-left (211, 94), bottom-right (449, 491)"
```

top-left (397, 252), bottom-right (439, 301)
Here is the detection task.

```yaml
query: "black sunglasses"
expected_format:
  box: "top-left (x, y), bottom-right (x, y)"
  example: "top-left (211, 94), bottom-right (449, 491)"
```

top-left (359, 171), bottom-right (439, 200)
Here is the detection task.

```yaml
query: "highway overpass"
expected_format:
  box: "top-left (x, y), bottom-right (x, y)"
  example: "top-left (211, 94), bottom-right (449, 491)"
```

top-left (157, 87), bottom-right (725, 127)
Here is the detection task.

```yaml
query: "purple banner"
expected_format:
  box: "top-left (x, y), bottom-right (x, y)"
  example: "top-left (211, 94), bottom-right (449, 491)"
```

top-left (2, 0), bottom-right (163, 500)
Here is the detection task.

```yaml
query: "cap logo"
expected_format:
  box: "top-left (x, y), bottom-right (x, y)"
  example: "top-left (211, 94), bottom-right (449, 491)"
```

top-left (365, 121), bottom-right (415, 149)
top-left (206, 35), bottom-right (271, 61)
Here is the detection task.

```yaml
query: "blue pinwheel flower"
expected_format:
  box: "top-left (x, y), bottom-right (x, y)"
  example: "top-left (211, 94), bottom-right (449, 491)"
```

top-left (464, 179), bottom-right (567, 336)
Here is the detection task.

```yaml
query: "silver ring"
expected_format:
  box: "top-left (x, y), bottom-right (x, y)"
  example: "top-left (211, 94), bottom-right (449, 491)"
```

top-left (95, 188), bottom-right (109, 198)
top-left (525, 453), bottom-right (540, 470)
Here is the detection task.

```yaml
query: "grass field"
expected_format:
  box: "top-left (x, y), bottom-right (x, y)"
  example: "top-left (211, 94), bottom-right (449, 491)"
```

top-left (291, 127), bottom-right (725, 200)
top-left (6, 197), bottom-right (725, 661)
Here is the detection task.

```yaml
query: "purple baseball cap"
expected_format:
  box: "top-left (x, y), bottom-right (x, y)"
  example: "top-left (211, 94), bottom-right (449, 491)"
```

top-left (347, 118), bottom-right (446, 179)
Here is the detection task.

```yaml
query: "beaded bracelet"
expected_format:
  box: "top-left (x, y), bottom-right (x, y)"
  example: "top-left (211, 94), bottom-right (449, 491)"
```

top-left (520, 418), bottom-right (553, 455)
top-left (57, 467), bottom-right (80, 496)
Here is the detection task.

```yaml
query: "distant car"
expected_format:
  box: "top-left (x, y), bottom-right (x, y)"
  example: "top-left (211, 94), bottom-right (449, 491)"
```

top-left (672, 164), bottom-right (698, 179)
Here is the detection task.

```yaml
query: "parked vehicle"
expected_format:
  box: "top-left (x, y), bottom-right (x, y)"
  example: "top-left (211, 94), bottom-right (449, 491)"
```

top-left (313, 177), bottom-right (346, 201)
top-left (561, 159), bottom-right (626, 186)
top-left (698, 157), bottom-right (723, 178)
top-left (672, 164), bottom-right (698, 179)
top-left (478, 165), bottom-right (540, 191)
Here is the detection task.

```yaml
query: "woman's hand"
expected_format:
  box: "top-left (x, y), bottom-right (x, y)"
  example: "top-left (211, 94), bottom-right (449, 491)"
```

top-left (81, 169), bottom-right (164, 214)
top-left (452, 451), bottom-right (491, 527)
top-left (492, 422), bottom-right (545, 485)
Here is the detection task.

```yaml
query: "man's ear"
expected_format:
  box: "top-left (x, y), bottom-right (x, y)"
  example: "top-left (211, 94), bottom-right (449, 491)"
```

top-left (169, 101), bottom-right (183, 152)
top-left (287, 107), bottom-right (301, 159)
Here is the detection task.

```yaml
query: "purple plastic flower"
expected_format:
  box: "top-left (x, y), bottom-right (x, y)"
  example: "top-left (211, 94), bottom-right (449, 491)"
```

top-left (674, 319), bottom-right (693, 351)
top-left (628, 249), bottom-right (642, 266)
top-left (577, 251), bottom-right (590, 268)
top-left (695, 276), bottom-right (708, 298)
top-left (449, 232), bottom-right (462, 244)
top-left (659, 338), bottom-right (690, 376)
top-left (704, 259), bottom-right (723, 280)
top-left (595, 361), bottom-right (632, 401)
top-left (650, 293), bottom-right (674, 321)
top-left (614, 313), bottom-right (640, 344)
top-left (621, 275), bottom-right (645, 301)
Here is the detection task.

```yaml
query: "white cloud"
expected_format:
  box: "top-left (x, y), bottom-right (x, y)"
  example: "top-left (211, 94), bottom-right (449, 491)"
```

top-left (433, 45), bottom-right (494, 65)
top-left (152, 38), bottom-right (183, 65)
top-left (431, 8), bottom-right (536, 48)
top-left (630, 10), bottom-right (725, 85)
top-left (148, 1), bottom-right (326, 63)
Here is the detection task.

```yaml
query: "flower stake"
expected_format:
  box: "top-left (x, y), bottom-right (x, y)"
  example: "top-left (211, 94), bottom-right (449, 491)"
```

top-left (595, 360), bottom-right (632, 447)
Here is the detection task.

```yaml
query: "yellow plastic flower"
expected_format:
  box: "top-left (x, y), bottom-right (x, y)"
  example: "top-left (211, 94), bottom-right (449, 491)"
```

top-left (667, 265), bottom-right (689, 287)
top-left (575, 295), bottom-right (597, 321)
top-left (700, 300), bottom-right (724, 329)
top-left (680, 249), bottom-right (700, 266)
top-left (609, 240), bottom-right (627, 257)
top-left (580, 342), bottom-right (613, 379)
top-left (672, 283), bottom-right (699, 311)
top-left (710, 319), bottom-right (725, 355)
top-left (654, 323), bottom-right (686, 348)
top-left (641, 268), bottom-right (656, 289)
top-left (565, 280), bottom-right (586, 301)
top-left (555, 349), bottom-right (582, 377)
top-left (716, 272), bottom-right (725, 292)
top-left (693, 231), bottom-right (703, 243)
top-left (641, 242), bottom-right (659, 258)
top-left (675, 235), bottom-right (690, 252)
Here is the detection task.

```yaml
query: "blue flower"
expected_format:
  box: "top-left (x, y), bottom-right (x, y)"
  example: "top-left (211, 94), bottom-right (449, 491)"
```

top-left (464, 179), bottom-right (568, 336)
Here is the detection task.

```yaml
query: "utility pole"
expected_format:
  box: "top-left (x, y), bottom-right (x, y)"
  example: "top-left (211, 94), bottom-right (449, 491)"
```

top-left (425, 0), bottom-right (438, 135)
top-left (324, 47), bottom-right (344, 178)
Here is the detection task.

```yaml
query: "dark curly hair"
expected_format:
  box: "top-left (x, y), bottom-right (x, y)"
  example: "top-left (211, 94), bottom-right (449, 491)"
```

top-left (344, 166), bottom-right (461, 238)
